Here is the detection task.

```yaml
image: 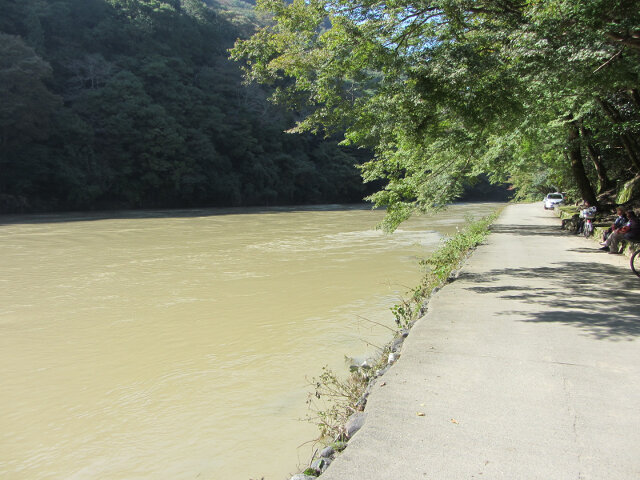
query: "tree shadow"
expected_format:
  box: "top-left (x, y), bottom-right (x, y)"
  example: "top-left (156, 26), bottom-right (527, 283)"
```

top-left (566, 247), bottom-right (605, 254)
top-left (460, 262), bottom-right (640, 340)
top-left (489, 224), bottom-right (569, 237)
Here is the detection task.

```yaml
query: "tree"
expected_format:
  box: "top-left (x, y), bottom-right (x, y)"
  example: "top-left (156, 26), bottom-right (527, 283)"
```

top-left (233, 0), bottom-right (640, 227)
top-left (0, 33), bottom-right (61, 146)
top-left (0, 33), bottom-right (62, 204)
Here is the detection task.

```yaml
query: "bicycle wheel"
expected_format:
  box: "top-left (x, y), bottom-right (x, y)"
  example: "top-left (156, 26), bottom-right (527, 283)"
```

top-left (631, 250), bottom-right (640, 278)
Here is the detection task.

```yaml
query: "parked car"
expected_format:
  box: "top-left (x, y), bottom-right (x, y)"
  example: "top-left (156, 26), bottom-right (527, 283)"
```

top-left (543, 192), bottom-right (565, 210)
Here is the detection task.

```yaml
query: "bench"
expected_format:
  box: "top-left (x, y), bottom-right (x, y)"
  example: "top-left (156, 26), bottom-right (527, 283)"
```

top-left (555, 206), bottom-right (640, 255)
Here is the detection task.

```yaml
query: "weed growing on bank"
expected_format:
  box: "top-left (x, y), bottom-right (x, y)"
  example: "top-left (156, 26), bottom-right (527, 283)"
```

top-left (392, 211), bottom-right (500, 328)
top-left (305, 356), bottom-right (387, 442)
top-left (304, 210), bottom-right (501, 453)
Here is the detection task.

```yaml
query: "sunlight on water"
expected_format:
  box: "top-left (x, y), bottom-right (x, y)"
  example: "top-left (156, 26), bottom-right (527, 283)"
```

top-left (0, 203), bottom-right (498, 480)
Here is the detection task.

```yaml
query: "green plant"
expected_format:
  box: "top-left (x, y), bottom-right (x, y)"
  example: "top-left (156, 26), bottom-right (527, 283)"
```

top-left (305, 358), bottom-right (385, 441)
top-left (330, 440), bottom-right (348, 452)
top-left (391, 211), bottom-right (500, 328)
top-left (306, 209), bottom-right (500, 447)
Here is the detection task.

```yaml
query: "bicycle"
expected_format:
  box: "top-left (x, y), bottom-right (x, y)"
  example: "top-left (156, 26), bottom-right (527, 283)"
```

top-left (578, 206), bottom-right (596, 237)
top-left (631, 249), bottom-right (640, 278)
top-left (583, 217), bottom-right (594, 237)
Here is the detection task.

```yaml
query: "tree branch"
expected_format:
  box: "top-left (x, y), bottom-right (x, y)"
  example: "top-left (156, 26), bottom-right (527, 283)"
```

top-left (605, 32), bottom-right (640, 52)
top-left (593, 49), bottom-right (623, 73)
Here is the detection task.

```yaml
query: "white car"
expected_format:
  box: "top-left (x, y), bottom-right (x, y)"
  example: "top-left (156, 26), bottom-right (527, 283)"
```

top-left (543, 192), bottom-right (564, 210)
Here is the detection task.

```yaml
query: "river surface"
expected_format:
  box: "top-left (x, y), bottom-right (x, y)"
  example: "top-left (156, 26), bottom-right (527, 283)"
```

top-left (0, 203), bottom-right (497, 480)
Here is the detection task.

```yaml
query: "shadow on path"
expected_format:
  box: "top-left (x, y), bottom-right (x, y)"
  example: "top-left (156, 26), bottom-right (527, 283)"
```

top-left (490, 223), bottom-right (569, 237)
top-left (461, 262), bottom-right (640, 340)
top-left (566, 247), bottom-right (604, 254)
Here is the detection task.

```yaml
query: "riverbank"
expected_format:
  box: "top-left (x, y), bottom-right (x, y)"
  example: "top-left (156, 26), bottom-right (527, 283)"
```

top-left (313, 203), bottom-right (640, 479)
top-left (289, 211), bottom-right (501, 478)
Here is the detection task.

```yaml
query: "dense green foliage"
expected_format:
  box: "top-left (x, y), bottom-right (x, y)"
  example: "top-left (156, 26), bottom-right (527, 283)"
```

top-left (233, 0), bottom-right (640, 229)
top-left (0, 0), bottom-right (371, 212)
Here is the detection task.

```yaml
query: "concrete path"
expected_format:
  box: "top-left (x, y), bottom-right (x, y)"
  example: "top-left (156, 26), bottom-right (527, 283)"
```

top-left (321, 203), bottom-right (640, 480)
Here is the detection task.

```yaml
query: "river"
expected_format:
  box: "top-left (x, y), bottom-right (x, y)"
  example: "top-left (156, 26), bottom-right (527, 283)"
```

top-left (0, 203), bottom-right (497, 480)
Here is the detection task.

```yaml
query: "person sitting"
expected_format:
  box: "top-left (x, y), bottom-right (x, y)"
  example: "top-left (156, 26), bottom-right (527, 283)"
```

top-left (601, 207), bottom-right (628, 242)
top-left (600, 210), bottom-right (640, 254)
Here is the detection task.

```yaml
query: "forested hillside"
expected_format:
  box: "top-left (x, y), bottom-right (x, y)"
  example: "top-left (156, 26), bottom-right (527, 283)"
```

top-left (0, 0), bottom-right (370, 213)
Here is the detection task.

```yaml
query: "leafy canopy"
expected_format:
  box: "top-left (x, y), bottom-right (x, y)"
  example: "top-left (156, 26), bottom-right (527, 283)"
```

top-left (233, 0), bottom-right (640, 229)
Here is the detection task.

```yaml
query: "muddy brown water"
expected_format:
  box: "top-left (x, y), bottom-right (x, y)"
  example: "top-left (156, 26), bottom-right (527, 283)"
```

top-left (0, 203), bottom-right (498, 480)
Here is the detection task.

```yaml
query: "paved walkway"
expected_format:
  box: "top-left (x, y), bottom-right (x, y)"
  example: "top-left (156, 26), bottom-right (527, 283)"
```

top-left (321, 203), bottom-right (640, 480)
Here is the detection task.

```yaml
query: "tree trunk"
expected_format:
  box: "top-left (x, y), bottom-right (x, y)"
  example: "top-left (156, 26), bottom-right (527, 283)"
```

top-left (620, 135), bottom-right (640, 171)
top-left (567, 120), bottom-right (598, 205)
top-left (629, 89), bottom-right (640, 109)
top-left (580, 125), bottom-right (613, 193)
top-left (596, 97), bottom-right (640, 171)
